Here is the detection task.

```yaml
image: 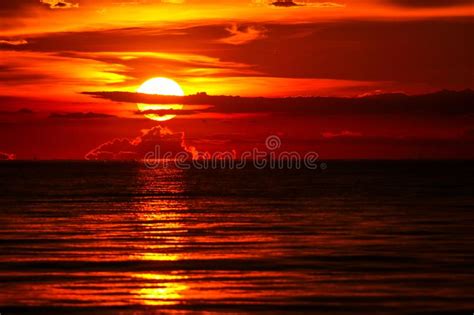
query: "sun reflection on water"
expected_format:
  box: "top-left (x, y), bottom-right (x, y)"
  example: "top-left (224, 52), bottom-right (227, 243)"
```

top-left (130, 168), bottom-right (189, 306)
top-left (132, 273), bottom-right (188, 306)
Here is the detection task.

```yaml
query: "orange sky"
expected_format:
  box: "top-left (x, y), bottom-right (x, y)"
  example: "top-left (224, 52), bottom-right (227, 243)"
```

top-left (0, 0), bottom-right (473, 159)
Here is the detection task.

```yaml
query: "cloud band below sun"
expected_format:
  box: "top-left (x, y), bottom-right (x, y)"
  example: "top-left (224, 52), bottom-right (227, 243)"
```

top-left (83, 90), bottom-right (474, 118)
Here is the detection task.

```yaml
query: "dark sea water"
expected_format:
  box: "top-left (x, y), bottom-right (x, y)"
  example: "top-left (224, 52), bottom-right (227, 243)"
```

top-left (0, 161), bottom-right (473, 314)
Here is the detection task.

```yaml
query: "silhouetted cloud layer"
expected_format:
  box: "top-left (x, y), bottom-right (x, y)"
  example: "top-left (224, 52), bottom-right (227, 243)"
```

top-left (49, 112), bottom-right (116, 119)
top-left (84, 90), bottom-right (474, 118)
top-left (0, 108), bottom-right (34, 115)
top-left (0, 0), bottom-right (78, 13)
top-left (272, 0), bottom-right (299, 7)
top-left (387, 0), bottom-right (473, 7)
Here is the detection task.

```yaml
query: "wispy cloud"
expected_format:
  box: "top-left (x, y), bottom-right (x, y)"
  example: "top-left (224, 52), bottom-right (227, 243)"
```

top-left (322, 130), bottom-right (362, 138)
top-left (219, 24), bottom-right (267, 45)
top-left (49, 112), bottom-right (116, 119)
top-left (312, 2), bottom-right (346, 8)
top-left (40, 0), bottom-right (79, 9)
top-left (0, 39), bottom-right (28, 46)
top-left (0, 50), bottom-right (129, 97)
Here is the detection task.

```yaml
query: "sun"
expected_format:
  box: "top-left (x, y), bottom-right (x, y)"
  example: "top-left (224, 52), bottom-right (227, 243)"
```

top-left (137, 77), bottom-right (184, 122)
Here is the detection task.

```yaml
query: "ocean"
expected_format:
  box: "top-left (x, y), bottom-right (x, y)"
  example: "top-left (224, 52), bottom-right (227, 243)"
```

top-left (0, 161), bottom-right (473, 314)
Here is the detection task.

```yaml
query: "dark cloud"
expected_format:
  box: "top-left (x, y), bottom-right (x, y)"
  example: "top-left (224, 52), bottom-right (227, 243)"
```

top-left (134, 109), bottom-right (201, 116)
top-left (0, 108), bottom-right (36, 122)
top-left (316, 135), bottom-right (474, 149)
top-left (0, 108), bottom-right (34, 115)
top-left (84, 90), bottom-right (474, 118)
top-left (51, 0), bottom-right (79, 9)
top-left (387, 0), bottom-right (473, 7)
top-left (85, 125), bottom-right (198, 160)
top-left (49, 112), bottom-right (116, 119)
top-left (0, 95), bottom-right (85, 113)
top-left (272, 0), bottom-right (343, 7)
top-left (271, 0), bottom-right (299, 7)
top-left (0, 0), bottom-right (40, 12)
top-left (463, 128), bottom-right (474, 139)
top-left (0, 0), bottom-right (78, 13)
top-left (17, 108), bottom-right (34, 114)
top-left (0, 64), bottom-right (55, 85)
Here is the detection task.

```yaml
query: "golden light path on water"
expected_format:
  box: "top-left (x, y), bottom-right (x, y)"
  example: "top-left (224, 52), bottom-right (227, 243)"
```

top-left (1, 162), bottom-right (473, 313)
top-left (132, 273), bottom-right (188, 306)
top-left (129, 168), bottom-right (189, 306)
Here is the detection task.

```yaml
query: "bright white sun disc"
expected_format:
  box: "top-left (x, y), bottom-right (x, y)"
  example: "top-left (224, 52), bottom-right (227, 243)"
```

top-left (137, 77), bottom-right (184, 121)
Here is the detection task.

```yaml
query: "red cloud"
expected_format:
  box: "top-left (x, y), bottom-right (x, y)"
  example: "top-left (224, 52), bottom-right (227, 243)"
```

top-left (0, 151), bottom-right (15, 160)
top-left (85, 126), bottom-right (198, 161)
top-left (322, 130), bottom-right (362, 139)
